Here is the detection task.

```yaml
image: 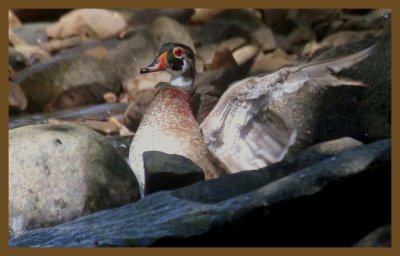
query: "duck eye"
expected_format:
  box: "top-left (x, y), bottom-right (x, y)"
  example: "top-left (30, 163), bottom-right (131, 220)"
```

top-left (173, 47), bottom-right (184, 58)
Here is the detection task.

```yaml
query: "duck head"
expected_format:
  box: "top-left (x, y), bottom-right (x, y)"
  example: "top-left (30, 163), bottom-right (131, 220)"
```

top-left (140, 43), bottom-right (196, 91)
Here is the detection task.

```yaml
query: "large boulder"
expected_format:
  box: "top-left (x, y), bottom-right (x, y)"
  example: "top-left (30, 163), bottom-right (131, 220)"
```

top-left (9, 124), bottom-right (140, 238)
top-left (16, 55), bottom-right (119, 111)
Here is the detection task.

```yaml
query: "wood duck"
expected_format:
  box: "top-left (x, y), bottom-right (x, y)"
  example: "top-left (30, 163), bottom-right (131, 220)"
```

top-left (129, 42), bottom-right (376, 193)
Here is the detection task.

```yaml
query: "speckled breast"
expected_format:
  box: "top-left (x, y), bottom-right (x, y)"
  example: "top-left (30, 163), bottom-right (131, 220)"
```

top-left (129, 87), bottom-right (216, 190)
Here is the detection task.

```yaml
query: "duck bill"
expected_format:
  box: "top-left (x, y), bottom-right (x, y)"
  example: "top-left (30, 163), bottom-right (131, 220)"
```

top-left (140, 52), bottom-right (168, 74)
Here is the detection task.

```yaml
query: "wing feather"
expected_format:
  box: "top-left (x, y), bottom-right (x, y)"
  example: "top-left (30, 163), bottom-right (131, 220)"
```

top-left (200, 43), bottom-right (376, 172)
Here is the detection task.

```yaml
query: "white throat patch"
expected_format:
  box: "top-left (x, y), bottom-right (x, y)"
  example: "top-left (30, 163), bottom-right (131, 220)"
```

top-left (169, 60), bottom-right (194, 89)
top-left (170, 77), bottom-right (193, 87)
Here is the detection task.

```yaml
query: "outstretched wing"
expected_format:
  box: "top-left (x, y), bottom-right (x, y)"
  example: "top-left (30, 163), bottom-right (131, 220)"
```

top-left (200, 43), bottom-right (377, 173)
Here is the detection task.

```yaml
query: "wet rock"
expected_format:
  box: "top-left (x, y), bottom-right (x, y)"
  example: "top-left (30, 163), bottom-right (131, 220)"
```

top-left (9, 103), bottom-right (128, 130)
top-left (8, 138), bottom-right (390, 247)
top-left (9, 124), bottom-right (140, 239)
top-left (12, 22), bottom-right (50, 45)
top-left (143, 151), bottom-right (205, 195)
top-left (15, 55), bottom-right (119, 111)
top-left (171, 137), bottom-right (365, 204)
top-left (274, 35), bottom-right (390, 153)
top-left (353, 224), bottom-right (391, 247)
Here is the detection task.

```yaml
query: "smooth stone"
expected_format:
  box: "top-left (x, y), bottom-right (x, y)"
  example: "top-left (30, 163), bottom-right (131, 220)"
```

top-left (143, 151), bottom-right (205, 195)
top-left (16, 55), bottom-right (119, 110)
top-left (12, 22), bottom-right (51, 45)
top-left (9, 124), bottom-right (140, 238)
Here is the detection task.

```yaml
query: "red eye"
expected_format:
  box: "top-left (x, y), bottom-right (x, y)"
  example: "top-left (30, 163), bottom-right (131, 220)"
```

top-left (174, 48), bottom-right (184, 58)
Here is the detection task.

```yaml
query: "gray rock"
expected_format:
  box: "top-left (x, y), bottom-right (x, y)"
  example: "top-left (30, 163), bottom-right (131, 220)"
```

top-left (9, 103), bottom-right (128, 130)
top-left (16, 55), bottom-right (119, 110)
top-left (353, 224), bottom-right (391, 247)
top-left (9, 124), bottom-right (140, 238)
top-left (9, 47), bottom-right (28, 72)
top-left (107, 135), bottom-right (134, 160)
top-left (143, 151), bottom-right (205, 195)
top-left (104, 29), bottom-right (159, 81)
top-left (9, 138), bottom-right (390, 247)
top-left (273, 35), bottom-right (390, 153)
top-left (12, 22), bottom-right (50, 45)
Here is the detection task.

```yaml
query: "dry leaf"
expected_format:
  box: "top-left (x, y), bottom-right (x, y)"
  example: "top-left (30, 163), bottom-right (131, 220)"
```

top-left (9, 10), bottom-right (21, 29)
top-left (9, 82), bottom-right (28, 110)
top-left (84, 46), bottom-right (109, 59)
top-left (190, 9), bottom-right (223, 23)
top-left (123, 72), bottom-right (170, 96)
top-left (109, 116), bottom-right (135, 136)
top-left (9, 29), bottom-right (26, 46)
top-left (232, 45), bottom-right (259, 65)
top-left (103, 92), bottom-right (118, 103)
top-left (46, 9), bottom-right (127, 39)
top-left (251, 48), bottom-right (295, 73)
top-left (13, 45), bottom-right (51, 63)
top-left (204, 48), bottom-right (237, 70)
top-left (41, 36), bottom-right (81, 52)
